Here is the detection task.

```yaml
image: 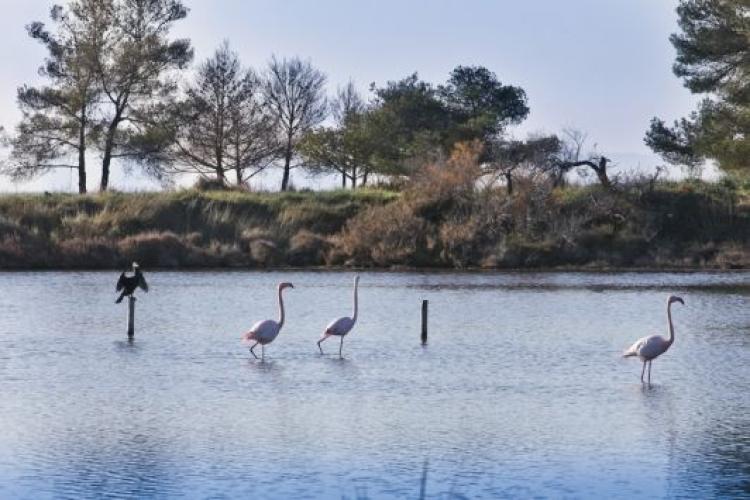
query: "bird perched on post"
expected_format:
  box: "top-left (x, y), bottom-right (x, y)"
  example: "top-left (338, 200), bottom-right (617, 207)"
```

top-left (115, 262), bottom-right (149, 303)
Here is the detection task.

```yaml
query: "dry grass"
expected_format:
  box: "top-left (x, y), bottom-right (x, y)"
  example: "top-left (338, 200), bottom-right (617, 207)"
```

top-left (0, 165), bottom-right (748, 269)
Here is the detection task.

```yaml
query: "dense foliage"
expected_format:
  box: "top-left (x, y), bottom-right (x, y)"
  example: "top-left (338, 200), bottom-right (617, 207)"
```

top-left (646, 0), bottom-right (749, 175)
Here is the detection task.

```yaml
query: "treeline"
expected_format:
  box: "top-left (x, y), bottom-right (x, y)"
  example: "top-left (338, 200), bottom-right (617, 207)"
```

top-left (0, 0), bottom-right (632, 195)
top-left (0, 0), bottom-right (746, 196)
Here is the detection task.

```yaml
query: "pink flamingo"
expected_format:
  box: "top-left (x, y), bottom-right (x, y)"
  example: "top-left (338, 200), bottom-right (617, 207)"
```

top-left (318, 276), bottom-right (359, 357)
top-left (623, 295), bottom-right (684, 384)
top-left (241, 282), bottom-right (294, 360)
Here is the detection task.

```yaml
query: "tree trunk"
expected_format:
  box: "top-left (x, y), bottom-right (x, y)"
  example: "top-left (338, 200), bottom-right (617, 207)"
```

top-left (362, 171), bottom-right (369, 186)
top-left (100, 145), bottom-right (112, 191)
top-left (215, 148), bottom-right (225, 184)
top-left (215, 137), bottom-right (225, 184)
top-left (77, 110), bottom-right (87, 194)
top-left (351, 165), bottom-right (357, 190)
top-left (281, 132), bottom-right (294, 191)
top-left (100, 109), bottom-right (124, 192)
top-left (594, 158), bottom-right (612, 188)
top-left (596, 170), bottom-right (611, 188)
top-left (505, 172), bottom-right (513, 195)
top-left (342, 172), bottom-right (346, 188)
top-left (78, 149), bottom-right (87, 194)
top-left (234, 139), bottom-right (242, 186)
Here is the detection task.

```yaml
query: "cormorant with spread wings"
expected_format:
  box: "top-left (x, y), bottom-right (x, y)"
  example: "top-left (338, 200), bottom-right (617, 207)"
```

top-left (116, 262), bottom-right (148, 303)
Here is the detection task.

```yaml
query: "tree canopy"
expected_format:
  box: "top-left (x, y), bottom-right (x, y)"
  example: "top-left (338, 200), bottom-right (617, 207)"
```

top-left (2, 2), bottom-right (104, 193)
top-left (160, 42), bottom-right (278, 185)
top-left (646, 0), bottom-right (749, 174)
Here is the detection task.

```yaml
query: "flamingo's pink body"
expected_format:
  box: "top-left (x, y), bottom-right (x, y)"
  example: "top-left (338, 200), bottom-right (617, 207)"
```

top-left (242, 282), bottom-right (293, 359)
top-left (623, 295), bottom-right (684, 384)
top-left (318, 276), bottom-right (359, 357)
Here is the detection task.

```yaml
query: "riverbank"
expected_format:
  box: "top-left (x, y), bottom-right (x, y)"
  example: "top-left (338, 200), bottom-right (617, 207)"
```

top-left (0, 180), bottom-right (748, 270)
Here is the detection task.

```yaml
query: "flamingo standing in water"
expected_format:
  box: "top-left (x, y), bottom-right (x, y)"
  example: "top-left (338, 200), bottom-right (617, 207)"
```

top-left (623, 295), bottom-right (684, 385)
top-left (318, 276), bottom-right (359, 357)
top-left (242, 282), bottom-right (294, 360)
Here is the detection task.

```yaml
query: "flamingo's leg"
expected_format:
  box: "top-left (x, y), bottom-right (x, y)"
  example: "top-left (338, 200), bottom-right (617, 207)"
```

top-left (339, 336), bottom-right (344, 358)
top-left (261, 344), bottom-right (265, 361)
top-left (647, 360), bottom-right (652, 385)
top-left (640, 361), bottom-right (646, 383)
top-left (249, 342), bottom-right (259, 359)
top-left (317, 334), bottom-right (330, 354)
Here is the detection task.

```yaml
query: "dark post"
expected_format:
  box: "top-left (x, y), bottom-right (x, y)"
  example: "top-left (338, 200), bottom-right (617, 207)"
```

top-left (127, 296), bottom-right (136, 339)
top-left (421, 300), bottom-right (428, 345)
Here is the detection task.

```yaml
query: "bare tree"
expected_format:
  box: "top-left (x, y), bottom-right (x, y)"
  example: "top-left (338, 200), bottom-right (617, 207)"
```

top-left (557, 128), bottom-right (614, 189)
top-left (332, 81), bottom-right (365, 125)
top-left (226, 79), bottom-right (280, 186)
top-left (263, 56), bottom-right (327, 191)
top-left (162, 42), bottom-right (277, 185)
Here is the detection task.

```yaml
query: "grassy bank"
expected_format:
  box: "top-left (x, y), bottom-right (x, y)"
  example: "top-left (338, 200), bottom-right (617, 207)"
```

top-left (0, 180), bottom-right (748, 270)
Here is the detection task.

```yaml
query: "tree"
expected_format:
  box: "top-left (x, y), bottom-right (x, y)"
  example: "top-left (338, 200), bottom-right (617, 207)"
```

top-left (439, 65), bottom-right (529, 146)
top-left (363, 73), bottom-right (452, 177)
top-left (300, 82), bottom-right (374, 188)
top-left (362, 67), bottom-right (529, 179)
top-left (646, 0), bottom-right (749, 173)
top-left (262, 56), bottom-right (327, 191)
top-left (161, 42), bottom-right (277, 185)
top-left (3, 2), bottom-right (103, 193)
top-left (94, 0), bottom-right (192, 191)
top-left (645, 115), bottom-right (704, 175)
top-left (486, 135), bottom-right (561, 194)
top-left (557, 128), bottom-right (614, 189)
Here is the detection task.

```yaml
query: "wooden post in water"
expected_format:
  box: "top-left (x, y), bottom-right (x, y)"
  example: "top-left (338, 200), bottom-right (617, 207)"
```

top-left (421, 299), bottom-right (428, 345)
top-left (127, 296), bottom-right (136, 339)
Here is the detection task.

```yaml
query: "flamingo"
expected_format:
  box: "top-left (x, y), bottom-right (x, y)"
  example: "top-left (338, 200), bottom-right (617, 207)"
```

top-left (241, 282), bottom-right (294, 360)
top-left (623, 295), bottom-right (684, 384)
top-left (318, 275), bottom-right (359, 357)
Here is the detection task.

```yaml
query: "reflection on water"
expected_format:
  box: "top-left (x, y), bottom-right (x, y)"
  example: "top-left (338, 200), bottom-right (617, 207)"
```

top-left (0, 270), bottom-right (748, 498)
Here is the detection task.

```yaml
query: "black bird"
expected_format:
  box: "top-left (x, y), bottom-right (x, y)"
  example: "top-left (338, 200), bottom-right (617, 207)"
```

top-left (116, 262), bottom-right (149, 303)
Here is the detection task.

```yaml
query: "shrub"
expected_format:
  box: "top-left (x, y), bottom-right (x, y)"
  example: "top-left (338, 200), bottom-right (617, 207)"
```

top-left (194, 177), bottom-right (229, 192)
top-left (337, 202), bottom-right (431, 266)
top-left (287, 230), bottom-right (330, 266)
top-left (57, 237), bottom-right (118, 268)
top-left (117, 231), bottom-right (189, 268)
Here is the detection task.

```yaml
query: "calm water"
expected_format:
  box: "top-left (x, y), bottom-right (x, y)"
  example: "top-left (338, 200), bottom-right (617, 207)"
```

top-left (0, 271), bottom-right (748, 499)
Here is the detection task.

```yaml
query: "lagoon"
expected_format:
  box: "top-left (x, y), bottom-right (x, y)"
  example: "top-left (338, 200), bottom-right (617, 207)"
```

top-left (0, 271), bottom-right (748, 498)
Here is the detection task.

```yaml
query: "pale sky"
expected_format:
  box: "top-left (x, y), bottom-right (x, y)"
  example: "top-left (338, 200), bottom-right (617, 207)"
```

top-left (0, 0), bottom-right (697, 192)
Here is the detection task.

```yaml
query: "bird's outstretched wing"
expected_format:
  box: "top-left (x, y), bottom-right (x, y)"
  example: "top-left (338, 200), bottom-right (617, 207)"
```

top-left (138, 273), bottom-right (149, 292)
top-left (116, 272), bottom-right (126, 292)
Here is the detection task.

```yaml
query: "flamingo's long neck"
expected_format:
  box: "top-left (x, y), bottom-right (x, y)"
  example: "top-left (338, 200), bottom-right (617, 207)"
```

top-left (666, 302), bottom-right (675, 345)
top-left (277, 287), bottom-right (286, 328)
top-left (351, 279), bottom-right (359, 323)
